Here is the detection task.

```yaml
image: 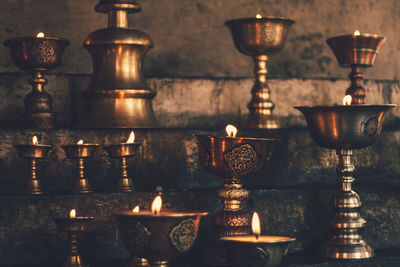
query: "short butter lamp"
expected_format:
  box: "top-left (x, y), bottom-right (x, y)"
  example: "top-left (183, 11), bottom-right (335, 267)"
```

top-left (54, 209), bottom-right (94, 267)
top-left (327, 30), bottom-right (386, 104)
top-left (14, 136), bottom-right (51, 194)
top-left (104, 131), bottom-right (141, 192)
top-left (62, 140), bottom-right (99, 193)
top-left (221, 212), bottom-right (295, 267)
top-left (113, 195), bottom-right (208, 267)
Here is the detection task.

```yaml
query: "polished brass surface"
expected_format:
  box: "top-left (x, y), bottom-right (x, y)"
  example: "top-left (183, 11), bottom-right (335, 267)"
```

top-left (14, 144), bottom-right (51, 195)
top-left (221, 236), bottom-right (295, 267)
top-left (4, 36), bottom-right (69, 128)
top-left (83, 0), bottom-right (158, 128)
top-left (104, 143), bottom-right (140, 192)
top-left (195, 134), bottom-right (277, 265)
top-left (113, 210), bottom-right (207, 267)
top-left (326, 34), bottom-right (386, 104)
top-left (54, 217), bottom-right (94, 267)
top-left (62, 144), bottom-right (99, 193)
top-left (225, 17), bottom-right (295, 129)
top-left (296, 104), bottom-right (395, 259)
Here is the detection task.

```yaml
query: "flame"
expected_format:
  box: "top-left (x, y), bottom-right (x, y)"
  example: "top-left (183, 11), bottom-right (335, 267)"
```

top-left (36, 32), bottom-right (45, 38)
top-left (132, 205), bottom-right (140, 213)
top-left (353, 30), bottom-right (361, 36)
top-left (126, 131), bottom-right (135, 143)
top-left (32, 136), bottom-right (38, 145)
top-left (77, 140), bottom-right (84, 145)
top-left (151, 195), bottom-right (162, 215)
top-left (256, 14), bottom-right (262, 19)
top-left (226, 124), bottom-right (238, 137)
top-left (343, 95), bottom-right (352, 105)
top-left (252, 212), bottom-right (261, 238)
top-left (69, 209), bottom-right (76, 218)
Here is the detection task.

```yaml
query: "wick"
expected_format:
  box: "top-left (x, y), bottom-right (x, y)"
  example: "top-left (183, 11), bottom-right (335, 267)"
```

top-left (154, 211), bottom-right (158, 215)
top-left (255, 234), bottom-right (259, 240)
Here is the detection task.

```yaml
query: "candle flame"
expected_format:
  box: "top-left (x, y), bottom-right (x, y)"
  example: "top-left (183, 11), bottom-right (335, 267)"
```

top-left (343, 95), bottom-right (352, 106)
top-left (69, 209), bottom-right (76, 218)
top-left (77, 140), bottom-right (84, 145)
top-left (256, 14), bottom-right (262, 19)
top-left (151, 195), bottom-right (162, 215)
top-left (126, 131), bottom-right (135, 143)
top-left (252, 212), bottom-right (261, 238)
top-left (36, 32), bottom-right (45, 38)
top-left (354, 30), bottom-right (361, 36)
top-left (132, 205), bottom-right (140, 213)
top-left (32, 136), bottom-right (38, 145)
top-left (226, 124), bottom-right (238, 137)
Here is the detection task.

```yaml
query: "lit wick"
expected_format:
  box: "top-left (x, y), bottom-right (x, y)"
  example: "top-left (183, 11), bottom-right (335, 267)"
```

top-left (69, 209), bottom-right (76, 218)
top-left (353, 30), bottom-right (361, 36)
top-left (151, 195), bottom-right (162, 215)
top-left (32, 136), bottom-right (38, 145)
top-left (256, 14), bottom-right (262, 19)
top-left (36, 32), bottom-right (45, 38)
top-left (252, 212), bottom-right (261, 240)
top-left (226, 124), bottom-right (238, 137)
top-left (343, 95), bottom-right (352, 106)
top-left (77, 140), bottom-right (84, 145)
top-left (126, 131), bottom-right (135, 143)
top-left (132, 205), bottom-right (140, 213)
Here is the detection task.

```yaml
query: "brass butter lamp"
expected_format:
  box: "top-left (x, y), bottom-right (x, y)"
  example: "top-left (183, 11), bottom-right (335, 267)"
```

top-left (4, 32), bottom-right (69, 129)
top-left (14, 136), bottom-right (52, 194)
top-left (62, 140), bottom-right (99, 194)
top-left (295, 96), bottom-right (395, 259)
top-left (225, 15), bottom-right (295, 129)
top-left (327, 30), bottom-right (386, 104)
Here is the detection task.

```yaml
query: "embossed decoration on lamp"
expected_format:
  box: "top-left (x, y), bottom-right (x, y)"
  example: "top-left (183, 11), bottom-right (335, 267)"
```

top-left (295, 95), bottom-right (395, 260)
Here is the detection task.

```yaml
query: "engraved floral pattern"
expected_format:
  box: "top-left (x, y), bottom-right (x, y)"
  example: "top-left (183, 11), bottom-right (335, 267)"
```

top-left (224, 144), bottom-right (259, 175)
top-left (31, 41), bottom-right (55, 64)
top-left (169, 219), bottom-right (198, 252)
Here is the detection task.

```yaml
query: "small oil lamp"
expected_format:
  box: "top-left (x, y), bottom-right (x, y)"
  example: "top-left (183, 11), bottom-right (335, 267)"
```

top-left (54, 209), bottom-right (94, 267)
top-left (14, 136), bottom-right (52, 194)
top-left (295, 95), bottom-right (395, 259)
top-left (327, 30), bottom-right (386, 104)
top-left (221, 212), bottom-right (295, 267)
top-left (225, 15), bottom-right (295, 128)
top-left (62, 140), bottom-right (99, 193)
top-left (195, 125), bottom-right (277, 265)
top-left (4, 32), bottom-right (69, 129)
top-left (104, 131), bottom-right (141, 192)
top-left (113, 195), bottom-right (208, 267)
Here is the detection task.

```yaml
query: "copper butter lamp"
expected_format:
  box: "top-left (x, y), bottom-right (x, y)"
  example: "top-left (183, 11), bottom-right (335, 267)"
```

top-left (14, 136), bottom-right (52, 194)
top-left (83, 0), bottom-right (158, 128)
top-left (4, 32), bottom-right (69, 129)
top-left (54, 209), bottom-right (94, 267)
top-left (295, 96), bottom-right (395, 259)
top-left (225, 15), bottom-right (295, 129)
top-left (113, 196), bottom-right (208, 267)
top-left (104, 131), bottom-right (141, 192)
top-left (221, 212), bottom-right (295, 267)
top-left (327, 30), bottom-right (386, 104)
top-left (195, 125), bottom-right (277, 265)
top-left (62, 140), bottom-right (99, 193)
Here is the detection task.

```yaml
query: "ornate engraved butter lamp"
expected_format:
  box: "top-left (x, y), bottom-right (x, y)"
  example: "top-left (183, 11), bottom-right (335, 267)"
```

top-left (62, 140), bottom-right (99, 193)
top-left (14, 136), bottom-right (52, 194)
top-left (195, 125), bottom-right (277, 265)
top-left (295, 96), bottom-right (395, 259)
top-left (54, 209), bottom-right (94, 267)
top-left (327, 30), bottom-right (386, 104)
top-left (225, 15), bottom-right (295, 129)
top-left (221, 212), bottom-right (295, 267)
top-left (4, 32), bottom-right (69, 129)
top-left (83, 0), bottom-right (158, 128)
top-left (113, 196), bottom-right (208, 267)
top-left (104, 131), bottom-right (140, 192)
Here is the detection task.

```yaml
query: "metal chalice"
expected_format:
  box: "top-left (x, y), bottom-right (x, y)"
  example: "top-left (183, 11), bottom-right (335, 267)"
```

top-left (295, 104), bottom-right (395, 259)
top-left (225, 16), bottom-right (295, 129)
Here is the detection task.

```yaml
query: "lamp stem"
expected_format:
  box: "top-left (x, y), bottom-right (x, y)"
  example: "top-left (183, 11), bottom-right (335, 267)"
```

top-left (347, 66), bottom-right (365, 104)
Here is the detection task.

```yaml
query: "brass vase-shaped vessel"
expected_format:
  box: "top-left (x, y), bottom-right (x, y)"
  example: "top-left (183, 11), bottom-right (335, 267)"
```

top-left (83, 0), bottom-right (158, 128)
top-left (225, 17), bottom-right (295, 129)
top-left (295, 104), bottom-right (395, 259)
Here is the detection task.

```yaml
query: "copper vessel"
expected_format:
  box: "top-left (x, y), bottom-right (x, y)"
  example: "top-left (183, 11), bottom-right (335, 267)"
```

top-left (113, 210), bottom-right (208, 267)
top-left (225, 17), bottom-right (295, 129)
top-left (83, 0), bottom-right (158, 128)
top-left (295, 104), bottom-right (395, 259)
top-left (14, 143), bottom-right (52, 194)
top-left (104, 142), bottom-right (141, 192)
top-left (195, 134), bottom-right (277, 265)
top-left (327, 34), bottom-right (386, 104)
top-left (62, 144), bottom-right (99, 193)
top-left (4, 36), bottom-right (69, 129)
